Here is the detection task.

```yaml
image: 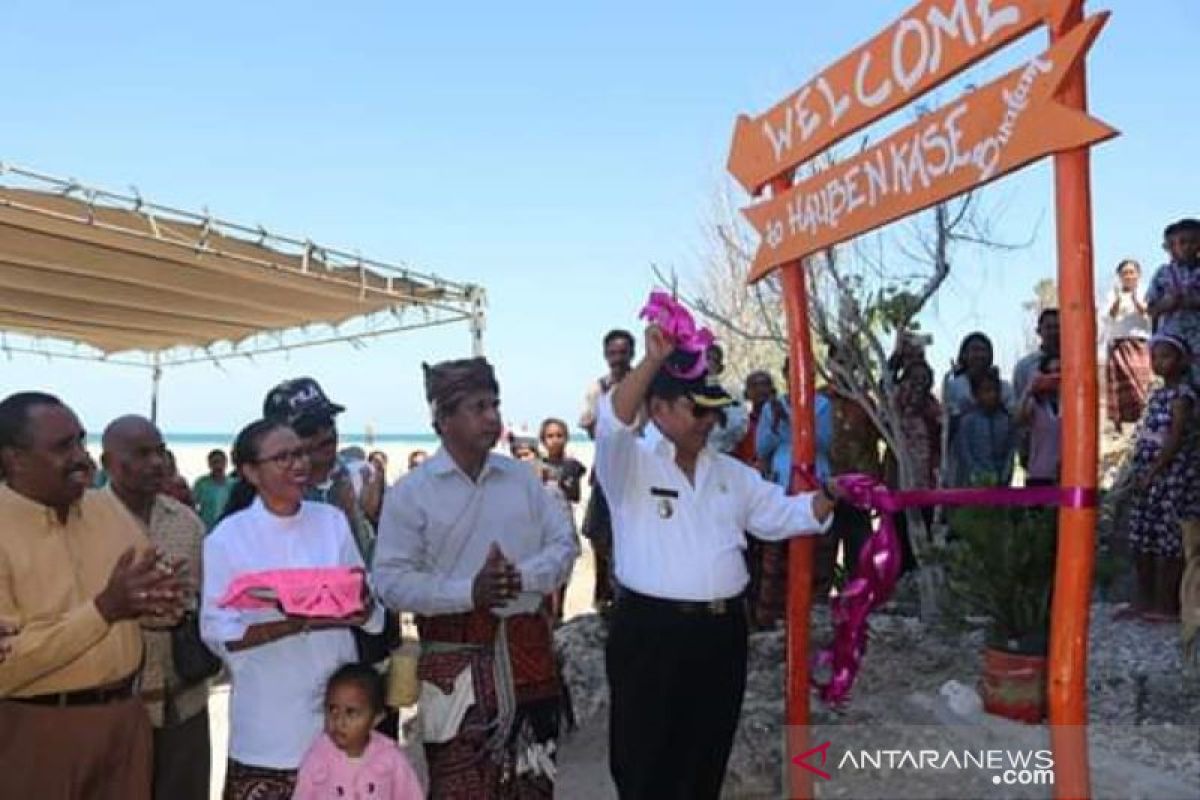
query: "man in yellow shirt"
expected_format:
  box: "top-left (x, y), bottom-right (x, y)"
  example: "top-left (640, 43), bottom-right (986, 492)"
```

top-left (0, 392), bottom-right (185, 800)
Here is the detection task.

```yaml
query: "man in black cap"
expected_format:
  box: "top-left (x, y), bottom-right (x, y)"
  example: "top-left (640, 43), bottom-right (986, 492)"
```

top-left (596, 326), bottom-right (838, 800)
top-left (263, 377), bottom-right (373, 559)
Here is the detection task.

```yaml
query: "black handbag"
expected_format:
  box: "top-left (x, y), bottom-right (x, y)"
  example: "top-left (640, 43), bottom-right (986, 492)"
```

top-left (171, 611), bottom-right (222, 685)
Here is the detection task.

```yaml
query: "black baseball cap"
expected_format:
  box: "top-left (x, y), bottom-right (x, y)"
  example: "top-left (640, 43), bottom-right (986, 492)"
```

top-left (262, 377), bottom-right (346, 428)
top-left (648, 352), bottom-right (735, 409)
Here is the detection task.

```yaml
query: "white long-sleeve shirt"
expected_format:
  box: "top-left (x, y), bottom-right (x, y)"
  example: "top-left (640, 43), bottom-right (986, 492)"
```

top-left (372, 449), bottom-right (579, 616)
top-left (201, 498), bottom-right (384, 769)
top-left (594, 392), bottom-right (831, 601)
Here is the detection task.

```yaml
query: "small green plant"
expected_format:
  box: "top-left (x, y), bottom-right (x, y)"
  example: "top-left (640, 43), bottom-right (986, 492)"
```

top-left (943, 505), bottom-right (1058, 655)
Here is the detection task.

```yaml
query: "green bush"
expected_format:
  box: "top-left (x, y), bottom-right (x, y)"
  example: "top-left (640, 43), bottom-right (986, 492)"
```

top-left (943, 504), bottom-right (1058, 655)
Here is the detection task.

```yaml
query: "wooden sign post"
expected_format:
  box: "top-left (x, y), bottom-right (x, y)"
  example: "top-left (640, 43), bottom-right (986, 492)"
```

top-left (726, 1), bottom-right (1115, 797)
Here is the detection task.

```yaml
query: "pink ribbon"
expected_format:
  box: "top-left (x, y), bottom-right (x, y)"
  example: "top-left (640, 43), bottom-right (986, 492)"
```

top-left (812, 474), bottom-right (1096, 705)
top-left (638, 291), bottom-right (715, 380)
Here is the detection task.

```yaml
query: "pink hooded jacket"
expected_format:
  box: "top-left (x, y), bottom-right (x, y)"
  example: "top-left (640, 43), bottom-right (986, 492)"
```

top-left (294, 731), bottom-right (423, 800)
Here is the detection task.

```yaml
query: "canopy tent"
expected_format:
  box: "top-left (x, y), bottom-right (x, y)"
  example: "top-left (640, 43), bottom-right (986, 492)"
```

top-left (0, 163), bottom-right (486, 418)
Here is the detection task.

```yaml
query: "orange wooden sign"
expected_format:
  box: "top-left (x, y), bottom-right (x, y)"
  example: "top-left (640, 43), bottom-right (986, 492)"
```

top-left (742, 13), bottom-right (1115, 283)
top-left (726, 0), bottom-right (1077, 194)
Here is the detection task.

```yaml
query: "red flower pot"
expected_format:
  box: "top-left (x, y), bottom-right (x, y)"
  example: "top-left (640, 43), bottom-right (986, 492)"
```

top-left (979, 647), bottom-right (1047, 723)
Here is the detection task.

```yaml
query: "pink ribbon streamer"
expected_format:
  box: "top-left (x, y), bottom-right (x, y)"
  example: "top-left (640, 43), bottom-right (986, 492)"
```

top-left (638, 290), bottom-right (715, 379)
top-left (812, 474), bottom-right (1096, 705)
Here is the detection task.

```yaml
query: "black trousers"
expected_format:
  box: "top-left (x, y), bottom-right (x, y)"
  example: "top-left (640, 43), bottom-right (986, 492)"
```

top-left (606, 592), bottom-right (748, 800)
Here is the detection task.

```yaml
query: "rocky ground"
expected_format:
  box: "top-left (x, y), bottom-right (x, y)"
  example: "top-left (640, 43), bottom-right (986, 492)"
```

top-left (556, 584), bottom-right (1199, 799)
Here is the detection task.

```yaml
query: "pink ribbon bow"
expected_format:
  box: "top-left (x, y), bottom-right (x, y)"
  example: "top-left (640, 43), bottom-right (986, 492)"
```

top-left (812, 475), bottom-right (1095, 705)
top-left (638, 290), bottom-right (715, 379)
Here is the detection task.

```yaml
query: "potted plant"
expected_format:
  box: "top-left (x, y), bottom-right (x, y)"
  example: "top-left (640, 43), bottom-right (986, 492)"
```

top-left (943, 503), bottom-right (1058, 722)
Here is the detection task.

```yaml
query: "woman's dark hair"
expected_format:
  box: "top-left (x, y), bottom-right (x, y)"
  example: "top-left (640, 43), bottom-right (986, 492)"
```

top-left (968, 367), bottom-right (1002, 397)
top-left (539, 417), bottom-right (569, 442)
top-left (954, 332), bottom-right (994, 376)
top-left (1115, 258), bottom-right (1141, 275)
top-left (219, 419), bottom-right (291, 522)
top-left (325, 662), bottom-right (386, 714)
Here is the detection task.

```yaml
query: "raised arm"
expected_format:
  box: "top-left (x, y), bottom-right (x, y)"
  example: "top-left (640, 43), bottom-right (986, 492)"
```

top-left (610, 325), bottom-right (672, 426)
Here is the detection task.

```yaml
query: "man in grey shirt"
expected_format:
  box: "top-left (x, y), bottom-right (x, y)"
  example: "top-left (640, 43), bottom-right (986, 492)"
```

top-left (373, 357), bottom-right (578, 797)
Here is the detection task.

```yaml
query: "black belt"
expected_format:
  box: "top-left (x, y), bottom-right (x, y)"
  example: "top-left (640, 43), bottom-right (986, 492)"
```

top-left (619, 588), bottom-right (745, 617)
top-left (8, 676), bottom-right (136, 707)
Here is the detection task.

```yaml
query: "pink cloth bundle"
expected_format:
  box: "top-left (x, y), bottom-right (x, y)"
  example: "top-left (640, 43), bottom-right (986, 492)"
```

top-left (638, 290), bottom-right (715, 379)
top-left (217, 567), bottom-right (366, 618)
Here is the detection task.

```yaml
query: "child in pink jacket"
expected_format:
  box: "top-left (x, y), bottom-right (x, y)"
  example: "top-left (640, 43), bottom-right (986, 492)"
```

top-left (295, 663), bottom-right (423, 799)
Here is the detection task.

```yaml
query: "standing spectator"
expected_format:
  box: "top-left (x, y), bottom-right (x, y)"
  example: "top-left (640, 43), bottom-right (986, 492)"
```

top-left (1126, 335), bottom-right (1198, 622)
top-left (1012, 309), bottom-right (1061, 469)
top-left (1018, 355), bottom-right (1063, 486)
top-left (0, 392), bottom-right (185, 800)
top-left (756, 357), bottom-right (833, 488)
top-left (1147, 218), bottom-right (1200, 384)
top-left (263, 378), bottom-right (374, 561)
top-left (360, 451), bottom-right (389, 527)
top-left (704, 344), bottom-right (749, 454)
top-left (192, 448), bottom-right (234, 532)
top-left (373, 357), bottom-right (577, 798)
top-left (1105, 259), bottom-right (1153, 432)
top-left (821, 365), bottom-right (884, 599)
top-left (942, 332), bottom-right (1014, 487)
top-left (732, 370), bottom-right (773, 468)
top-left (885, 360), bottom-right (942, 573)
top-left (540, 418), bottom-right (586, 621)
top-left (406, 449), bottom-right (428, 472)
top-left (540, 418), bottom-right (586, 508)
top-left (579, 329), bottom-right (636, 614)
top-left (162, 450), bottom-right (194, 507)
top-left (951, 369), bottom-right (1016, 487)
top-left (103, 416), bottom-right (211, 800)
top-left (201, 419), bottom-right (383, 799)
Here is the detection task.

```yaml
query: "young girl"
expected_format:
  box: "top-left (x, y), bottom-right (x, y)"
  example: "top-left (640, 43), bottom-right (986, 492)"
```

top-left (1126, 335), bottom-right (1199, 622)
top-left (951, 369), bottom-right (1015, 487)
top-left (294, 663), bottom-right (423, 799)
top-left (538, 418), bottom-right (585, 622)
top-left (1018, 355), bottom-right (1062, 486)
top-left (539, 418), bottom-right (586, 506)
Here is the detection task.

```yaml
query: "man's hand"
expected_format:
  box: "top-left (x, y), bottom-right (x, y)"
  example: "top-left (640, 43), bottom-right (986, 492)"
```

top-left (0, 620), bottom-right (17, 663)
top-left (95, 547), bottom-right (186, 624)
top-left (472, 542), bottom-right (523, 610)
top-left (645, 324), bottom-right (674, 365)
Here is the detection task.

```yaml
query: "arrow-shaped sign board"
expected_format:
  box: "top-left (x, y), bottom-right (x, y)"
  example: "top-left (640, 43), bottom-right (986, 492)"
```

top-left (727, 0), bottom-right (1078, 194)
top-left (742, 13), bottom-right (1116, 283)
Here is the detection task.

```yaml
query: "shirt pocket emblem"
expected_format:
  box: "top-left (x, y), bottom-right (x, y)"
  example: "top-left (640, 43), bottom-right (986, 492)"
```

top-left (650, 486), bottom-right (678, 520)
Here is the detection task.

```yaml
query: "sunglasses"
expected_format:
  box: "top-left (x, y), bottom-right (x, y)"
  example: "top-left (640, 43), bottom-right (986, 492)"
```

top-left (254, 447), bottom-right (310, 468)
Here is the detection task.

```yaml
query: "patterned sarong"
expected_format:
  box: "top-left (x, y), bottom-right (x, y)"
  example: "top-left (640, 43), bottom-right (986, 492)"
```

top-left (223, 759), bottom-right (296, 800)
top-left (417, 609), bottom-right (560, 799)
top-left (1107, 337), bottom-right (1152, 424)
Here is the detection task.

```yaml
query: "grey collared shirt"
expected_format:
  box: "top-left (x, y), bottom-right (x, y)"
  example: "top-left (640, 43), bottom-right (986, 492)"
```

top-left (372, 448), bottom-right (579, 616)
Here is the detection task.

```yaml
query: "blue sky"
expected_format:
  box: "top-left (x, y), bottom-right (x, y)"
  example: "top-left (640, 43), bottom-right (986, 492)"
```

top-left (0, 0), bottom-right (1194, 436)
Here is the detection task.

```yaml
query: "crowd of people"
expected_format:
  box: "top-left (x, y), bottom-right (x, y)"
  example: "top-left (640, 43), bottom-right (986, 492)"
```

top-left (0, 217), bottom-right (1197, 800)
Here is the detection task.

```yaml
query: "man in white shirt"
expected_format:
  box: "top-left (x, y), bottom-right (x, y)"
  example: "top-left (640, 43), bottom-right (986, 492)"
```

top-left (596, 325), bottom-right (837, 800)
top-left (373, 357), bottom-right (578, 798)
top-left (579, 328), bottom-right (636, 614)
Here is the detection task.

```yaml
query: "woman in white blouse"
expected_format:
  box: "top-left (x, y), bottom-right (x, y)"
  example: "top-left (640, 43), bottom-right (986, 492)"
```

top-left (1105, 258), bottom-right (1153, 433)
top-left (201, 419), bottom-right (383, 800)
